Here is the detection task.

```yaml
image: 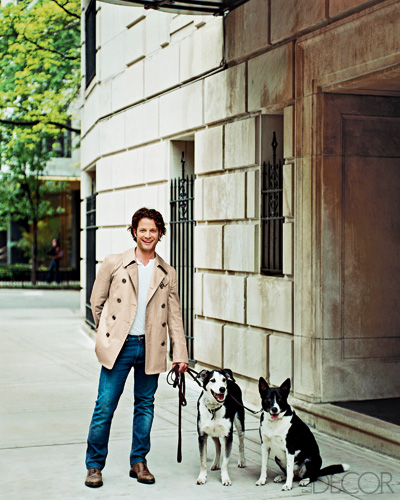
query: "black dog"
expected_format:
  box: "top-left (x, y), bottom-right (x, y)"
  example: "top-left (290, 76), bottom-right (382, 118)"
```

top-left (196, 369), bottom-right (245, 486)
top-left (256, 378), bottom-right (349, 490)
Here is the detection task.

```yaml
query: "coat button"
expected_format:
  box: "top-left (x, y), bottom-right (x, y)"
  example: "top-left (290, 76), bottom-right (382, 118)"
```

top-left (112, 315), bottom-right (116, 320)
top-left (161, 304), bottom-right (165, 308)
top-left (106, 333), bottom-right (110, 337)
top-left (162, 322), bottom-right (166, 327)
top-left (122, 278), bottom-right (126, 283)
top-left (160, 283), bottom-right (164, 289)
top-left (161, 341), bottom-right (166, 346)
top-left (117, 298), bottom-right (121, 303)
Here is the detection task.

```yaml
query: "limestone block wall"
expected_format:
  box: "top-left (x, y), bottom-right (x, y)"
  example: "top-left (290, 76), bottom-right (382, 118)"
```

top-left (193, 111), bottom-right (295, 401)
top-left (80, 3), bottom-right (223, 167)
top-left (80, 2), bottom-right (223, 287)
top-left (80, 0), bottom-right (399, 405)
top-left (222, 0), bottom-right (400, 404)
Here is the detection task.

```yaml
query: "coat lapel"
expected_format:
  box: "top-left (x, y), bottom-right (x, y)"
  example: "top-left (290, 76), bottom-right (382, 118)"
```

top-left (122, 249), bottom-right (167, 304)
top-left (127, 264), bottom-right (139, 297)
top-left (123, 248), bottom-right (138, 296)
top-left (146, 254), bottom-right (167, 305)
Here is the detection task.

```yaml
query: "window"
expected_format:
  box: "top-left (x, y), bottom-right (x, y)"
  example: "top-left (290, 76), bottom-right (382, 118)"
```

top-left (85, 0), bottom-right (96, 87)
top-left (261, 131), bottom-right (284, 275)
top-left (44, 125), bottom-right (72, 158)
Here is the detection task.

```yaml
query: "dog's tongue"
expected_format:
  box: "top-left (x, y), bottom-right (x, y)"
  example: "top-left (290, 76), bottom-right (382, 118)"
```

top-left (271, 414), bottom-right (279, 421)
top-left (215, 393), bottom-right (224, 402)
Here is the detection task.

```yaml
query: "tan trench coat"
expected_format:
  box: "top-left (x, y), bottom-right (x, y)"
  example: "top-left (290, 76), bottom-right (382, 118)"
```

top-left (90, 248), bottom-right (189, 373)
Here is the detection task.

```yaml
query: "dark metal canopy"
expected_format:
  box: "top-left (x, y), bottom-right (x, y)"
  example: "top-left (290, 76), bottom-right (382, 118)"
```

top-left (98, 0), bottom-right (250, 16)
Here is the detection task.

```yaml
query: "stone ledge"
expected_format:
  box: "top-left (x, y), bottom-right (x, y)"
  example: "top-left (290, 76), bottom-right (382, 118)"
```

top-left (291, 396), bottom-right (400, 460)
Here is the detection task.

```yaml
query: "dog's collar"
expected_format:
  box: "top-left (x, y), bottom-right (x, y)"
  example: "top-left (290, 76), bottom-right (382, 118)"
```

top-left (208, 406), bottom-right (223, 419)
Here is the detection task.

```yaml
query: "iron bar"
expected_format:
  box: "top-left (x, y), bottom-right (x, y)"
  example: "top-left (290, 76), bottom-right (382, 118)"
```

top-left (261, 132), bottom-right (284, 276)
top-left (86, 192), bottom-right (97, 327)
top-left (170, 155), bottom-right (196, 363)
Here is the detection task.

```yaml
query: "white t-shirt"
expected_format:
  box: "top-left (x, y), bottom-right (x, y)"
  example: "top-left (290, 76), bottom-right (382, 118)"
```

top-left (128, 257), bottom-right (156, 336)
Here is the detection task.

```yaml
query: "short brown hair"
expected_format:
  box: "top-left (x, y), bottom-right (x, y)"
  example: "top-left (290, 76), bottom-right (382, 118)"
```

top-left (128, 207), bottom-right (166, 242)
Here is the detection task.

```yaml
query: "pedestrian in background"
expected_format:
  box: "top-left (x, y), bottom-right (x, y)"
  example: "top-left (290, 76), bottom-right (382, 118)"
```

top-left (46, 238), bottom-right (62, 284)
top-left (85, 207), bottom-right (188, 488)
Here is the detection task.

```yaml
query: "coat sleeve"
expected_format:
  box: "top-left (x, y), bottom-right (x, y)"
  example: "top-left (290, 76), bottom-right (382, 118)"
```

top-left (90, 255), bottom-right (113, 329)
top-left (167, 269), bottom-right (189, 365)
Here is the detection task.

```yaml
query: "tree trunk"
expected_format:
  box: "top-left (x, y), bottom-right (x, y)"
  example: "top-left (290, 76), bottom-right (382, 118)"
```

top-left (31, 218), bottom-right (38, 284)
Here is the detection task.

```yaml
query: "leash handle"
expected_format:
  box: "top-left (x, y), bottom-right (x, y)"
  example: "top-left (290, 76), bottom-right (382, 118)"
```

top-left (177, 370), bottom-right (185, 463)
top-left (167, 365), bottom-right (187, 463)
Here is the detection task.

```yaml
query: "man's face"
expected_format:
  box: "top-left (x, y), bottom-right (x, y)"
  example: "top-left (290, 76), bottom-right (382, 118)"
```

top-left (134, 218), bottom-right (160, 254)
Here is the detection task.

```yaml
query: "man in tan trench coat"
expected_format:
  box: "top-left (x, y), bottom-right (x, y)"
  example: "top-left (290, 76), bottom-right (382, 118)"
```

top-left (85, 207), bottom-right (188, 488)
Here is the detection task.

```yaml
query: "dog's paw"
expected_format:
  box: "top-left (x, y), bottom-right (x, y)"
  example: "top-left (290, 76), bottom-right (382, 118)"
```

top-left (211, 463), bottom-right (220, 471)
top-left (281, 483), bottom-right (293, 491)
top-left (256, 477), bottom-right (267, 486)
top-left (274, 475), bottom-right (286, 483)
top-left (196, 474), bottom-right (207, 485)
top-left (237, 458), bottom-right (246, 468)
top-left (221, 475), bottom-right (232, 486)
top-left (299, 478), bottom-right (311, 487)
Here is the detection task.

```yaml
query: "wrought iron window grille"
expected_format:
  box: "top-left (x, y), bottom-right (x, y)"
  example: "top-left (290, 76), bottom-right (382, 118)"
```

top-left (170, 152), bottom-right (196, 364)
top-left (86, 192), bottom-right (97, 327)
top-left (261, 132), bottom-right (284, 276)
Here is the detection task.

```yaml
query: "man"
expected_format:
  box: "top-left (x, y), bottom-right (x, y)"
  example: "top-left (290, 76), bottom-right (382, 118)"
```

top-left (85, 207), bottom-right (189, 488)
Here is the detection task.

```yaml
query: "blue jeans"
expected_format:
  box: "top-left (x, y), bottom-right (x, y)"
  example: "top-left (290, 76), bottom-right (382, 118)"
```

top-left (47, 259), bottom-right (60, 283)
top-left (86, 335), bottom-right (159, 470)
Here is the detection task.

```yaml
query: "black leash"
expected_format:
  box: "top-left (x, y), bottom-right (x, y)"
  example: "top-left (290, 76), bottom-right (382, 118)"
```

top-left (166, 366), bottom-right (202, 462)
top-left (228, 393), bottom-right (263, 415)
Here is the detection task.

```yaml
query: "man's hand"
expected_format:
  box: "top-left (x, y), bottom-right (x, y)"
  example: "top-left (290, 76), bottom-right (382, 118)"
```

top-left (172, 362), bottom-right (188, 373)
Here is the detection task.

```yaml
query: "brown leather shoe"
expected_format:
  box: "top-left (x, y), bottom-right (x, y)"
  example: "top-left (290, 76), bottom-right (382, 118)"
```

top-left (85, 467), bottom-right (103, 488)
top-left (129, 462), bottom-right (155, 484)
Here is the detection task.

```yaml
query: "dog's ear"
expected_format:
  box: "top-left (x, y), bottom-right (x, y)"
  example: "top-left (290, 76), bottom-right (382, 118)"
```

top-left (196, 370), bottom-right (210, 386)
top-left (280, 378), bottom-right (291, 394)
top-left (221, 368), bottom-right (235, 382)
top-left (259, 377), bottom-right (269, 394)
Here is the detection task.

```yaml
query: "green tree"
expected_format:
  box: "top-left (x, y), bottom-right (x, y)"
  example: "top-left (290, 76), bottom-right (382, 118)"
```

top-left (17, 218), bottom-right (61, 267)
top-left (0, 0), bottom-right (80, 283)
top-left (0, 0), bottom-right (81, 136)
top-left (0, 129), bottom-right (66, 283)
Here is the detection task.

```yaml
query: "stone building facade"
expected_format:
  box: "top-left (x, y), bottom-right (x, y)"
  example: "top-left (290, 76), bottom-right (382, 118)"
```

top-left (80, 0), bottom-right (400, 455)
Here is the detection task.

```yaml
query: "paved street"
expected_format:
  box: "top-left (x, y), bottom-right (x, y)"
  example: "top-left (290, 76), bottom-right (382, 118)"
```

top-left (0, 289), bottom-right (398, 500)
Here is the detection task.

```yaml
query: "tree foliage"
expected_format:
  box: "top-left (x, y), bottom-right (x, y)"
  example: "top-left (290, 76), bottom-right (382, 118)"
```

top-left (0, 0), bottom-right (81, 135)
top-left (0, 0), bottom-right (81, 282)
top-left (0, 128), bottom-right (66, 281)
top-left (17, 218), bottom-right (61, 267)
top-left (0, 130), bottom-right (65, 228)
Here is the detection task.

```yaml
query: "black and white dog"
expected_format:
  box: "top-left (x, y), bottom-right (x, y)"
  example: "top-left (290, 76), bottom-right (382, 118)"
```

top-left (256, 377), bottom-right (349, 490)
top-left (196, 369), bottom-right (245, 486)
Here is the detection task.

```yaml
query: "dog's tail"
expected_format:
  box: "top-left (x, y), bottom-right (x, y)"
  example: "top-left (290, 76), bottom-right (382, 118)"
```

top-left (319, 463), bottom-right (350, 478)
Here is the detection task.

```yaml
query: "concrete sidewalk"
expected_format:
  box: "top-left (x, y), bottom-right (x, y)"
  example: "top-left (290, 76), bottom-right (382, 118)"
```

top-left (0, 289), bottom-right (398, 500)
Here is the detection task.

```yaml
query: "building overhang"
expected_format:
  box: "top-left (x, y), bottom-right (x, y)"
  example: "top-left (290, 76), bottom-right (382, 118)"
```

top-left (97, 0), bottom-right (250, 16)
